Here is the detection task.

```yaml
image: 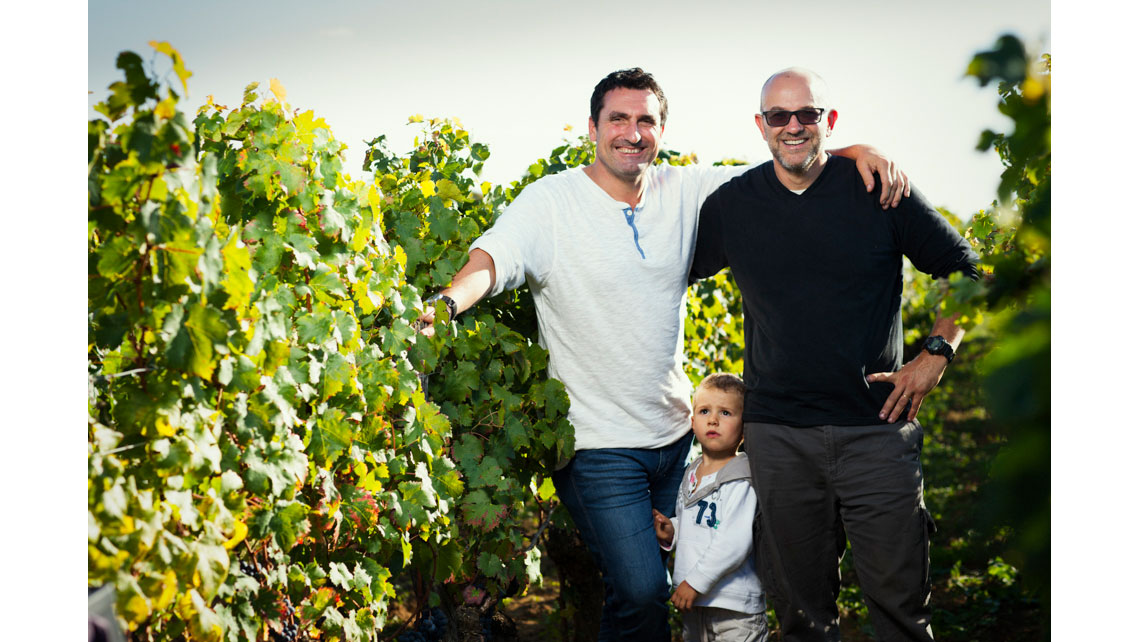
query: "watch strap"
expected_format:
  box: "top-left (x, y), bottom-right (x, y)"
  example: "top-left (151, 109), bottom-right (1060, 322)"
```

top-left (923, 335), bottom-right (955, 363)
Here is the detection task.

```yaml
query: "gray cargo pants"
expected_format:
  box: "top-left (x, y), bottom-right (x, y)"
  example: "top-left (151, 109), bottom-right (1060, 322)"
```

top-left (743, 420), bottom-right (935, 642)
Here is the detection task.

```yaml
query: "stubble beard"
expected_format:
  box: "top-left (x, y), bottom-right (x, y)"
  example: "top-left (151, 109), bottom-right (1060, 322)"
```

top-left (602, 145), bottom-right (651, 181)
top-left (772, 139), bottom-right (822, 176)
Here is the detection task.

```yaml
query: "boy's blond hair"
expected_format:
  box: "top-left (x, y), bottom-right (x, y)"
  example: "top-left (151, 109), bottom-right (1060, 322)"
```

top-left (696, 373), bottom-right (745, 402)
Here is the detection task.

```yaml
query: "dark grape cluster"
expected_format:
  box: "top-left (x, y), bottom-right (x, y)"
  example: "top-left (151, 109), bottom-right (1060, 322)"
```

top-left (268, 620), bottom-right (299, 642)
top-left (396, 608), bottom-right (448, 642)
top-left (266, 596), bottom-right (299, 641)
top-left (279, 597), bottom-right (296, 620)
top-left (239, 560), bottom-right (263, 582)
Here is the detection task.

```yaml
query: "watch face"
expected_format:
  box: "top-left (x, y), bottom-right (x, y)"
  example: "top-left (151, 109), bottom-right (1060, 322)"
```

top-left (927, 337), bottom-right (946, 351)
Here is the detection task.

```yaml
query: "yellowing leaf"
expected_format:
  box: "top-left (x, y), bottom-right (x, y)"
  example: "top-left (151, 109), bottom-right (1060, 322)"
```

top-left (537, 476), bottom-right (556, 501)
top-left (393, 245), bottom-right (407, 271)
top-left (122, 592), bottom-right (151, 627)
top-left (418, 179), bottom-right (436, 197)
top-left (436, 179), bottom-right (465, 203)
top-left (221, 234), bottom-right (254, 312)
top-left (155, 416), bottom-right (176, 437)
top-left (155, 98), bottom-right (177, 120)
top-left (175, 591), bottom-right (195, 622)
top-left (223, 520), bottom-right (248, 550)
top-left (401, 533), bottom-right (412, 567)
top-left (155, 570), bottom-right (179, 611)
top-left (270, 78), bottom-right (287, 102)
top-left (408, 114), bottom-right (424, 123)
top-left (148, 41), bottom-right (192, 95)
top-left (105, 514), bottom-right (136, 536)
top-left (367, 185), bottom-right (381, 217)
top-left (293, 109), bottom-right (322, 144)
top-left (148, 175), bottom-right (168, 202)
top-left (360, 473), bottom-right (384, 493)
top-left (352, 281), bottom-right (381, 314)
top-left (1022, 75), bottom-right (1046, 101)
top-left (175, 589), bottom-right (224, 642)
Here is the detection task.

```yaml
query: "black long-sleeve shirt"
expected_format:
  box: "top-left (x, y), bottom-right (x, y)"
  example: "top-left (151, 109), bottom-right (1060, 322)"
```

top-left (690, 157), bottom-right (978, 426)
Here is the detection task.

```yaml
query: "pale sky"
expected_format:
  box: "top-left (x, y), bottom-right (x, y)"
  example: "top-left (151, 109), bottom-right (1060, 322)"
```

top-left (88, 0), bottom-right (1051, 218)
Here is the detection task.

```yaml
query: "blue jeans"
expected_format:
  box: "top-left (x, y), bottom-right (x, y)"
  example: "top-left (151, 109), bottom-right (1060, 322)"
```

top-left (552, 433), bottom-right (693, 642)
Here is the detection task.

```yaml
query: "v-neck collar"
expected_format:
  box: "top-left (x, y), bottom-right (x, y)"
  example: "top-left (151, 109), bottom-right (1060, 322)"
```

top-left (762, 154), bottom-right (835, 202)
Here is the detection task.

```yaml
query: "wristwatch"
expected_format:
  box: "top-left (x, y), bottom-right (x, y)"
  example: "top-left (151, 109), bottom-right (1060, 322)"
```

top-left (922, 335), bottom-right (955, 363)
top-left (425, 293), bottom-right (458, 323)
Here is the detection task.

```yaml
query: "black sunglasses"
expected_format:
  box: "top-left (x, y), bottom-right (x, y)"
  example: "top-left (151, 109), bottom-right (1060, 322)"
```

top-left (760, 108), bottom-right (826, 127)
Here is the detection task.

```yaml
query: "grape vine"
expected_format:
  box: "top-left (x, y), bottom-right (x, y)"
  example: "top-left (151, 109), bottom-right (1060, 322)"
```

top-left (88, 42), bottom-right (572, 642)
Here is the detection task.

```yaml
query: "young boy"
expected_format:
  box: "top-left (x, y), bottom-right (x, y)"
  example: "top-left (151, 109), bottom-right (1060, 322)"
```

top-left (653, 373), bottom-right (767, 641)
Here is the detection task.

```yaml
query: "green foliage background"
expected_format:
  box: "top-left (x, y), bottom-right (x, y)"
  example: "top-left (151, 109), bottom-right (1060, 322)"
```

top-left (89, 35), bottom-right (1049, 642)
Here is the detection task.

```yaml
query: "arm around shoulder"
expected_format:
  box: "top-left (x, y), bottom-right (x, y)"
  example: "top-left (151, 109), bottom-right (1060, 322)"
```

top-left (830, 144), bottom-right (911, 209)
top-left (690, 191), bottom-right (729, 285)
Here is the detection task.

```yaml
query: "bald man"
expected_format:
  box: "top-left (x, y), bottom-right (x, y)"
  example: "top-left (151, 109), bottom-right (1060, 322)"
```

top-left (690, 68), bottom-right (979, 642)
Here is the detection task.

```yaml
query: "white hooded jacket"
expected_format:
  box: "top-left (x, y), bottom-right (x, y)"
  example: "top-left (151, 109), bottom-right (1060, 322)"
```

top-left (664, 453), bottom-right (765, 614)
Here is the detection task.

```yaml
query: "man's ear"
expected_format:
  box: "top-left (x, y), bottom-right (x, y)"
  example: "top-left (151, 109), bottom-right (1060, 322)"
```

top-left (588, 118), bottom-right (597, 143)
top-left (826, 110), bottom-right (838, 135)
top-left (754, 113), bottom-right (768, 140)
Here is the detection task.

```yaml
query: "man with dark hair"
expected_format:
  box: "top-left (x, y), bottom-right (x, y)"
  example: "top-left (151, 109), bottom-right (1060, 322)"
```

top-left (420, 67), bottom-right (908, 641)
top-left (588, 67), bottom-right (669, 130)
top-left (690, 68), bottom-right (978, 642)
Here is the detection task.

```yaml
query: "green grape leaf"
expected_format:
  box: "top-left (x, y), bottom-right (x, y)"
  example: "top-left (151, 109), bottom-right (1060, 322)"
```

top-left (328, 562), bottom-right (353, 590)
top-left (477, 551), bottom-right (505, 580)
top-left (242, 433), bottom-right (308, 495)
top-left (320, 352), bottom-right (354, 400)
top-left (467, 455), bottom-right (510, 492)
top-left (452, 433), bottom-right (483, 469)
top-left (308, 408), bottom-right (354, 469)
top-left (95, 235), bottom-right (137, 279)
top-left (459, 490), bottom-right (508, 531)
top-left (434, 540), bottom-right (465, 583)
top-left (442, 361), bottom-right (480, 399)
top-left (310, 264), bottom-right (348, 300)
top-left (504, 416), bottom-right (529, 450)
top-left (426, 198), bottom-right (459, 241)
top-left (253, 501), bottom-right (309, 552)
top-left (286, 233), bottom-right (319, 269)
top-left (297, 304), bottom-right (335, 346)
top-left (302, 587), bottom-right (337, 620)
top-left (166, 302), bottom-right (230, 379)
top-left (191, 537), bottom-right (230, 600)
